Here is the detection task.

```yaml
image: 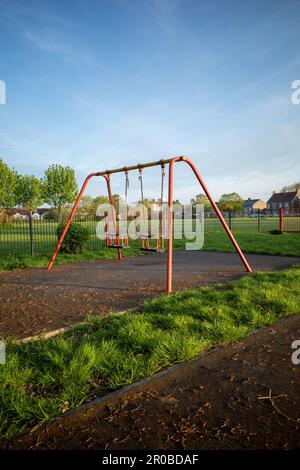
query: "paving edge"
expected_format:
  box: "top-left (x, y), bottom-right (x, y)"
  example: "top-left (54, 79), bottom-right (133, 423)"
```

top-left (15, 306), bottom-right (141, 344)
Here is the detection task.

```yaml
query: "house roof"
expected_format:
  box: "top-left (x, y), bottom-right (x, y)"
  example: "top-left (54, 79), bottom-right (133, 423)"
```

top-left (244, 199), bottom-right (259, 208)
top-left (37, 208), bottom-right (50, 214)
top-left (267, 191), bottom-right (298, 203)
top-left (6, 208), bottom-right (30, 216)
top-left (6, 207), bottom-right (50, 216)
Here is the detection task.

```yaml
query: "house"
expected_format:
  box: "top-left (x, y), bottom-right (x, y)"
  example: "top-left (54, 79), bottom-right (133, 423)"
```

top-left (6, 207), bottom-right (50, 220)
top-left (267, 189), bottom-right (300, 214)
top-left (244, 198), bottom-right (267, 216)
top-left (37, 208), bottom-right (51, 219)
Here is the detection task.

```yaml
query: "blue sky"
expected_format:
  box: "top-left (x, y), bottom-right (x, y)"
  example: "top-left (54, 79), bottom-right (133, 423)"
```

top-left (0, 0), bottom-right (300, 203)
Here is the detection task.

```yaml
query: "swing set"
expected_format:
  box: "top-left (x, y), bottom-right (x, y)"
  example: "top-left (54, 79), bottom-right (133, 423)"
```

top-left (105, 164), bottom-right (166, 253)
top-left (47, 156), bottom-right (252, 293)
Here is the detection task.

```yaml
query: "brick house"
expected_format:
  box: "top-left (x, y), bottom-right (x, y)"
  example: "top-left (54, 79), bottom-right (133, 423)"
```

top-left (267, 189), bottom-right (300, 214)
top-left (244, 198), bottom-right (267, 216)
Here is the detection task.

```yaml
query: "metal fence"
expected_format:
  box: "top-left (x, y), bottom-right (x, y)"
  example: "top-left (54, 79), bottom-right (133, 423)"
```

top-left (0, 210), bottom-right (299, 258)
top-left (280, 208), bottom-right (300, 232)
top-left (0, 215), bottom-right (106, 257)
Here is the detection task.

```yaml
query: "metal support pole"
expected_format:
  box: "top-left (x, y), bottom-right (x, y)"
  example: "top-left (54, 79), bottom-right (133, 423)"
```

top-left (47, 173), bottom-right (96, 270)
top-left (29, 212), bottom-right (34, 257)
top-left (166, 157), bottom-right (252, 294)
top-left (167, 157), bottom-right (181, 293)
top-left (104, 174), bottom-right (122, 260)
top-left (258, 209), bottom-right (261, 232)
top-left (279, 207), bottom-right (283, 232)
top-left (182, 157), bottom-right (252, 274)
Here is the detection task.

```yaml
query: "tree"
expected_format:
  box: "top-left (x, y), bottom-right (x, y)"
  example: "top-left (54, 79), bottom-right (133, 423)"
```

top-left (218, 193), bottom-right (244, 211)
top-left (0, 159), bottom-right (17, 215)
top-left (15, 174), bottom-right (44, 256)
top-left (281, 182), bottom-right (300, 192)
top-left (15, 175), bottom-right (44, 214)
top-left (78, 195), bottom-right (94, 215)
top-left (92, 196), bottom-right (110, 215)
top-left (43, 164), bottom-right (78, 216)
top-left (191, 194), bottom-right (212, 211)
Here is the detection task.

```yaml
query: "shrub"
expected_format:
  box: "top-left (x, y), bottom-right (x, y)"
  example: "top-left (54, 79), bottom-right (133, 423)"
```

top-left (1, 256), bottom-right (27, 270)
top-left (57, 222), bottom-right (90, 254)
top-left (43, 209), bottom-right (60, 221)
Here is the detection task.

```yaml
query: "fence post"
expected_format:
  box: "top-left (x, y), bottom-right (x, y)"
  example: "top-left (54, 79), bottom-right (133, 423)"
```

top-left (29, 212), bottom-right (34, 257)
top-left (257, 209), bottom-right (261, 232)
top-left (279, 208), bottom-right (283, 232)
top-left (228, 210), bottom-right (232, 231)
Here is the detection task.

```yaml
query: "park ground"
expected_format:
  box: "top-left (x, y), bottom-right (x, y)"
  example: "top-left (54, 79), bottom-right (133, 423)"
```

top-left (0, 256), bottom-right (299, 446)
top-left (0, 222), bottom-right (299, 448)
top-left (2, 314), bottom-right (300, 450)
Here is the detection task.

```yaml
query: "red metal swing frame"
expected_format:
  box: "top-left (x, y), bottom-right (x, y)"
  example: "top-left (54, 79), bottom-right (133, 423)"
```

top-left (47, 156), bottom-right (252, 293)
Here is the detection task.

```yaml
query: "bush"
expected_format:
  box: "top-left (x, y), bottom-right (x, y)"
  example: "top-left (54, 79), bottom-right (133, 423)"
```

top-left (1, 256), bottom-right (27, 270)
top-left (43, 209), bottom-right (60, 221)
top-left (57, 222), bottom-right (90, 254)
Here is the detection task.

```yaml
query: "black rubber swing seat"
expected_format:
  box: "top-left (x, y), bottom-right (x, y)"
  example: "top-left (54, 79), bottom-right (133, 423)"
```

top-left (140, 247), bottom-right (164, 253)
top-left (107, 245), bottom-right (129, 249)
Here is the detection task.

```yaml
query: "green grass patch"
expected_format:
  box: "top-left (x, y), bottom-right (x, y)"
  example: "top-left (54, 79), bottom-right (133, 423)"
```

top-left (0, 266), bottom-right (300, 440)
top-left (174, 231), bottom-right (300, 257)
top-left (0, 244), bottom-right (142, 271)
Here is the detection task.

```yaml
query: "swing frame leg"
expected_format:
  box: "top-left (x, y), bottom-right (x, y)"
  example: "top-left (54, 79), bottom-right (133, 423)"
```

top-left (47, 173), bottom-right (121, 270)
top-left (166, 157), bottom-right (252, 294)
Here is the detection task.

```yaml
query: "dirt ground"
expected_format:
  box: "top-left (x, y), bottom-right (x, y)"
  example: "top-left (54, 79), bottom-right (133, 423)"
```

top-left (3, 314), bottom-right (300, 450)
top-left (1, 251), bottom-right (299, 340)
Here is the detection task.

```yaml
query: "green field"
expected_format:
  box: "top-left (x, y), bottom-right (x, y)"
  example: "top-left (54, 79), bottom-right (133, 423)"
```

top-left (1, 266), bottom-right (299, 440)
top-left (0, 216), bottom-right (299, 271)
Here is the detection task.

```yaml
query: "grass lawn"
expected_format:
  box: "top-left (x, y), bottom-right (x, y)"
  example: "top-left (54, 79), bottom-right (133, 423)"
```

top-left (175, 231), bottom-right (300, 257)
top-left (1, 266), bottom-right (299, 440)
top-left (0, 243), bottom-right (142, 271)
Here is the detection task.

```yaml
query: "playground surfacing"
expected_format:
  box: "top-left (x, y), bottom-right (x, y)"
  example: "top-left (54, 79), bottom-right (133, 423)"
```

top-left (0, 251), bottom-right (299, 340)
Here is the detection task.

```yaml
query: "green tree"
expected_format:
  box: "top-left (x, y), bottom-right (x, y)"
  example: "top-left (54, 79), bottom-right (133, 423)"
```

top-left (191, 194), bottom-right (212, 211)
top-left (78, 195), bottom-right (94, 215)
top-left (218, 193), bottom-right (244, 211)
top-left (43, 164), bottom-right (78, 216)
top-left (0, 159), bottom-right (17, 215)
top-left (15, 175), bottom-right (44, 215)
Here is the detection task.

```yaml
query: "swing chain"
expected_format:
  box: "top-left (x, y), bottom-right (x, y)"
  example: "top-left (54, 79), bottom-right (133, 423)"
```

top-left (138, 167), bottom-right (144, 205)
top-left (160, 163), bottom-right (165, 204)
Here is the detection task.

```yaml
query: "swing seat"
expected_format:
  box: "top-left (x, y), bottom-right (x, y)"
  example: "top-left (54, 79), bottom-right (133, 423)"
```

top-left (106, 233), bottom-right (129, 249)
top-left (140, 247), bottom-right (164, 253)
top-left (107, 244), bottom-right (130, 249)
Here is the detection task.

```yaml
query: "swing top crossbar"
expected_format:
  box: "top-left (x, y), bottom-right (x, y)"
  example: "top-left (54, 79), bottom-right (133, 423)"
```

top-left (94, 156), bottom-right (186, 177)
